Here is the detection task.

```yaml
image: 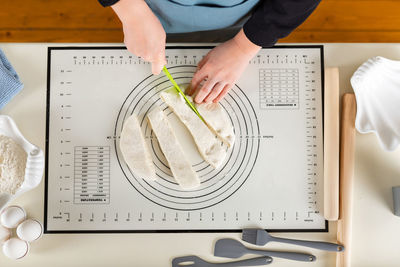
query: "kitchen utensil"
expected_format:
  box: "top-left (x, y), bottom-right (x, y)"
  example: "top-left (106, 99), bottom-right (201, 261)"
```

top-left (336, 93), bottom-right (357, 267)
top-left (214, 238), bottom-right (316, 262)
top-left (172, 255), bottom-right (272, 267)
top-left (0, 115), bottom-right (44, 212)
top-left (242, 228), bottom-right (344, 252)
top-left (324, 67), bottom-right (340, 221)
top-left (46, 46), bottom-right (325, 232)
top-left (392, 186), bottom-right (400, 216)
top-left (351, 56), bottom-right (400, 151)
top-left (162, 66), bottom-right (204, 122)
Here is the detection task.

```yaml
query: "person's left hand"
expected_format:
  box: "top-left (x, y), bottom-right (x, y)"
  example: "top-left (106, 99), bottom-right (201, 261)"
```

top-left (187, 29), bottom-right (261, 103)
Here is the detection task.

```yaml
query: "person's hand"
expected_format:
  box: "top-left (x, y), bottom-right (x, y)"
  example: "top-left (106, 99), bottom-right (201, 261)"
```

top-left (188, 29), bottom-right (261, 103)
top-left (112, 0), bottom-right (166, 75)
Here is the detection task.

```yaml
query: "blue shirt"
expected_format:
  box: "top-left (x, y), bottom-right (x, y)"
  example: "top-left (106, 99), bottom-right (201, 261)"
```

top-left (98, 0), bottom-right (322, 47)
top-left (144, 0), bottom-right (260, 33)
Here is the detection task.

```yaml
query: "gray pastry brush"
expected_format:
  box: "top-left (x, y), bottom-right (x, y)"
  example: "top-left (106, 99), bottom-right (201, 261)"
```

top-left (214, 238), bottom-right (316, 262)
top-left (242, 228), bottom-right (344, 252)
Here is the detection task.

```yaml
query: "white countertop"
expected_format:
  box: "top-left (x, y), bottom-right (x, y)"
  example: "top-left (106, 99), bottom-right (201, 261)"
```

top-left (0, 43), bottom-right (400, 267)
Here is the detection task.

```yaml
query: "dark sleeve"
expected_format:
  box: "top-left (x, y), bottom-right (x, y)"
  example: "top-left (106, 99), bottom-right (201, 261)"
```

top-left (98, 0), bottom-right (120, 7)
top-left (243, 0), bottom-right (321, 47)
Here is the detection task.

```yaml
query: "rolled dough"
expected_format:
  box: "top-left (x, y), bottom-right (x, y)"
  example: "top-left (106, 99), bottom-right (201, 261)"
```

top-left (195, 101), bottom-right (235, 148)
top-left (147, 107), bottom-right (200, 189)
top-left (119, 114), bottom-right (156, 180)
top-left (160, 89), bottom-right (227, 169)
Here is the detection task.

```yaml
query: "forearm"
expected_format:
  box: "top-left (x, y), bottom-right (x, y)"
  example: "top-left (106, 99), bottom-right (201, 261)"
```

top-left (106, 0), bottom-right (166, 74)
top-left (111, 0), bottom-right (147, 23)
top-left (233, 29), bottom-right (261, 58)
top-left (243, 0), bottom-right (321, 47)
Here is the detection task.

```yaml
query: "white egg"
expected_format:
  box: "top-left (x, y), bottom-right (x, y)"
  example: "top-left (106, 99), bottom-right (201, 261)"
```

top-left (0, 225), bottom-right (11, 244)
top-left (0, 206), bottom-right (26, 228)
top-left (16, 219), bottom-right (43, 242)
top-left (2, 238), bottom-right (29, 260)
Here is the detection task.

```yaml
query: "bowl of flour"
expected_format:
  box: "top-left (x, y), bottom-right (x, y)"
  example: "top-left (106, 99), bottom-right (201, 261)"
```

top-left (0, 116), bottom-right (44, 212)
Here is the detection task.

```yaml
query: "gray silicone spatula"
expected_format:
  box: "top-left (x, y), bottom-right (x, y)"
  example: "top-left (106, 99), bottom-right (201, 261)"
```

top-left (214, 239), bottom-right (316, 262)
top-left (172, 255), bottom-right (272, 267)
top-left (242, 228), bottom-right (344, 252)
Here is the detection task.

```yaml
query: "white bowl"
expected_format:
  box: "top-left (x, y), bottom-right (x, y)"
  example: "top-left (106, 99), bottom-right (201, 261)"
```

top-left (0, 115), bottom-right (44, 211)
top-left (351, 56), bottom-right (400, 151)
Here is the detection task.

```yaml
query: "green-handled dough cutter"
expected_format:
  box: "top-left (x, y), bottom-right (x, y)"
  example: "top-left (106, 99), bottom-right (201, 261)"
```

top-left (162, 66), bottom-right (204, 122)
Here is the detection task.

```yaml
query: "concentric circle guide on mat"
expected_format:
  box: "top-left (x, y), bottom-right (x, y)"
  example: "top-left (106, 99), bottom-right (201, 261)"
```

top-left (115, 65), bottom-right (259, 211)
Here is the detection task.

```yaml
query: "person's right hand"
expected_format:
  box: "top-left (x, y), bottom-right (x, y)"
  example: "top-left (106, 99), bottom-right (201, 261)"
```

top-left (112, 0), bottom-right (166, 75)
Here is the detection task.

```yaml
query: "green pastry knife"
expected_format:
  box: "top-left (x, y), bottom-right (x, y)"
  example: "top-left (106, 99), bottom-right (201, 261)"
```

top-left (162, 66), bottom-right (204, 122)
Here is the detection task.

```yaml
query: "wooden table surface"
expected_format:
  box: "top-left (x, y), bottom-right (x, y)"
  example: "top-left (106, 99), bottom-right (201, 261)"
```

top-left (1, 0), bottom-right (400, 42)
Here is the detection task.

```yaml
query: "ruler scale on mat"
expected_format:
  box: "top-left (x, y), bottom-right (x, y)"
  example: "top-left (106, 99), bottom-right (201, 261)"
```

top-left (45, 46), bottom-right (325, 233)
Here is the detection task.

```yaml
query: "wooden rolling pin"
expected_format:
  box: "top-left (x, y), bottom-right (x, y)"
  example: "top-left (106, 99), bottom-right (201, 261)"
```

top-left (324, 68), bottom-right (340, 221)
top-left (336, 93), bottom-right (357, 267)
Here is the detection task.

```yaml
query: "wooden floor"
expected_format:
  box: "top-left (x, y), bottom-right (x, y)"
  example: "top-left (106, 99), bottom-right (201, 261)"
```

top-left (1, 0), bottom-right (400, 42)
